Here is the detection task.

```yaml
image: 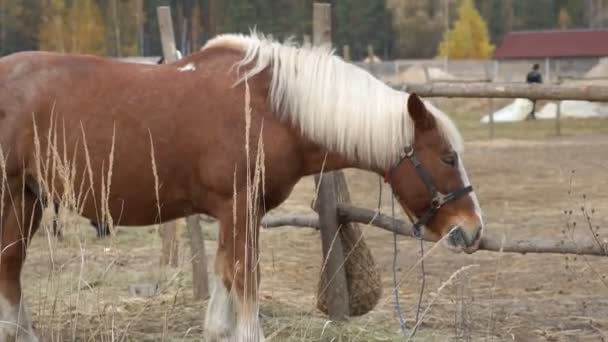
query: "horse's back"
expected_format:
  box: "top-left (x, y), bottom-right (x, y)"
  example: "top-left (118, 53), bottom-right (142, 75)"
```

top-left (0, 46), bottom-right (286, 225)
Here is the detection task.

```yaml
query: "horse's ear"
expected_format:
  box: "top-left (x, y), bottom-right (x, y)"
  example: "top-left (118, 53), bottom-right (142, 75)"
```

top-left (407, 93), bottom-right (435, 130)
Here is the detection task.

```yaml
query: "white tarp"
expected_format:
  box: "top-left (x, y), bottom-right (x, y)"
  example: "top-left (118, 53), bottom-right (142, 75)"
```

top-left (480, 98), bottom-right (533, 123)
top-left (536, 100), bottom-right (608, 119)
top-left (536, 102), bottom-right (558, 119)
top-left (482, 99), bottom-right (608, 123)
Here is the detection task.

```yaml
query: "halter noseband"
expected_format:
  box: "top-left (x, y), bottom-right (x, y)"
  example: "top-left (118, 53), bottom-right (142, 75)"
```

top-left (384, 147), bottom-right (473, 238)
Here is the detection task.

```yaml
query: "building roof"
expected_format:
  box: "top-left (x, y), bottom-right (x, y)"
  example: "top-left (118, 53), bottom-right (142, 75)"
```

top-left (494, 29), bottom-right (608, 59)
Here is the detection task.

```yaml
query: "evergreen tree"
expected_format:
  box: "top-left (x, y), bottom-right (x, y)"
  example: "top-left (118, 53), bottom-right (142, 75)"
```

top-left (512, 0), bottom-right (557, 30)
top-left (13, 0), bottom-right (42, 52)
top-left (437, 0), bottom-right (494, 59)
top-left (0, 0), bottom-right (25, 54)
top-left (387, 0), bottom-right (448, 58)
top-left (475, 0), bottom-right (513, 45)
top-left (271, 0), bottom-right (312, 41)
top-left (221, 0), bottom-right (260, 34)
top-left (334, 0), bottom-right (392, 60)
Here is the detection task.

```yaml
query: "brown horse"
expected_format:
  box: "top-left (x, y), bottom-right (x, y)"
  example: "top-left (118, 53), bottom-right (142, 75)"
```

top-left (0, 32), bottom-right (483, 341)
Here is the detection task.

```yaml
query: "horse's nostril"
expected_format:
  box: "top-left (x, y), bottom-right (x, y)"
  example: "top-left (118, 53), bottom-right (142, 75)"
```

top-left (473, 226), bottom-right (482, 242)
top-left (449, 226), bottom-right (482, 248)
top-left (448, 226), bottom-right (466, 247)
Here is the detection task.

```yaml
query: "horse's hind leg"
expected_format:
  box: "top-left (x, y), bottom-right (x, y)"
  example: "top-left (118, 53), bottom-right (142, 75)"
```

top-left (92, 221), bottom-right (110, 239)
top-left (0, 179), bottom-right (42, 342)
top-left (204, 239), bottom-right (236, 341)
top-left (51, 201), bottom-right (62, 240)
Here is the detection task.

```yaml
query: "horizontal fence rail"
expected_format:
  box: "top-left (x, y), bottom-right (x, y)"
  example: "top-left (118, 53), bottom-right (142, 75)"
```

top-left (392, 82), bottom-right (608, 102)
top-left (262, 204), bottom-right (608, 257)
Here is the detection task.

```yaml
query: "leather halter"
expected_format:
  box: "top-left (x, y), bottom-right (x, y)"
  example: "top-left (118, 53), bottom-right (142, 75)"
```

top-left (384, 147), bottom-right (473, 238)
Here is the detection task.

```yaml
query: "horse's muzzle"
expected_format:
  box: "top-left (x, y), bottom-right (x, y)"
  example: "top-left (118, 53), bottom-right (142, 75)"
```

top-left (445, 224), bottom-right (482, 254)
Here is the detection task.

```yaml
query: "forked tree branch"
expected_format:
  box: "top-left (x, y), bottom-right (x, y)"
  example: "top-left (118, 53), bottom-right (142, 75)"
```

top-left (262, 204), bottom-right (608, 257)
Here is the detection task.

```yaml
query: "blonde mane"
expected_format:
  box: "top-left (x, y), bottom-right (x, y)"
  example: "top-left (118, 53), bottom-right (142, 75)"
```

top-left (203, 32), bottom-right (464, 168)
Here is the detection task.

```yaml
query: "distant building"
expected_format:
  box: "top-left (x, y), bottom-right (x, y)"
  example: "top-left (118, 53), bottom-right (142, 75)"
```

top-left (493, 29), bottom-right (608, 82)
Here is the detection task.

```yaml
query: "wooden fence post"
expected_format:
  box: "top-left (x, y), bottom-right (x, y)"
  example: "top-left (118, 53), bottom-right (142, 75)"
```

top-left (159, 222), bottom-right (179, 268)
top-left (156, 6), bottom-right (210, 296)
top-left (485, 64), bottom-right (495, 139)
top-left (313, 3), bottom-right (331, 47)
top-left (312, 2), bottom-right (349, 322)
top-left (422, 65), bottom-right (431, 84)
top-left (156, 6), bottom-right (180, 268)
top-left (157, 6), bottom-right (178, 64)
top-left (314, 172), bottom-right (350, 321)
top-left (343, 45), bottom-right (351, 62)
top-left (555, 100), bottom-right (562, 136)
top-left (187, 215), bottom-right (209, 300)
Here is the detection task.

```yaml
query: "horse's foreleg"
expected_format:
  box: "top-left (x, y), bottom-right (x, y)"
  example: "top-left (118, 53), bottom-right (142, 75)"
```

top-left (204, 199), bottom-right (265, 342)
top-left (232, 217), bottom-right (264, 342)
top-left (0, 181), bottom-right (42, 342)
top-left (204, 231), bottom-right (236, 341)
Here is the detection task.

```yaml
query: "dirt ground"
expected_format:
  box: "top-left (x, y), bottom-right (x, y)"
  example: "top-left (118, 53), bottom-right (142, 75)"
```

top-left (21, 115), bottom-right (608, 341)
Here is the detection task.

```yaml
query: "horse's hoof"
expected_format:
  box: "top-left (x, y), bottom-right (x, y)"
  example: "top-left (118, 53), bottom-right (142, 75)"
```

top-left (204, 328), bottom-right (234, 342)
top-left (204, 317), bottom-right (235, 342)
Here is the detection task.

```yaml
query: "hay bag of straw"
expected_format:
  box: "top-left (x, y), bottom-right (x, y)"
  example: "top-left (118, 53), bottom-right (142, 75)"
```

top-left (316, 221), bottom-right (383, 316)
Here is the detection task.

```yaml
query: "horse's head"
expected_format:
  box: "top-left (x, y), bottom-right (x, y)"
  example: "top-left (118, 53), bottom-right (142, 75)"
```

top-left (384, 93), bottom-right (483, 253)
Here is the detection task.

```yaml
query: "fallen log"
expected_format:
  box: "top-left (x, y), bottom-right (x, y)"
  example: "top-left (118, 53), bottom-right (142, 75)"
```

top-left (261, 204), bottom-right (607, 257)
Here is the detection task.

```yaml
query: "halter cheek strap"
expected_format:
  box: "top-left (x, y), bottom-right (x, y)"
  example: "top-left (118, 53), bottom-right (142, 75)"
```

top-left (384, 147), bottom-right (473, 238)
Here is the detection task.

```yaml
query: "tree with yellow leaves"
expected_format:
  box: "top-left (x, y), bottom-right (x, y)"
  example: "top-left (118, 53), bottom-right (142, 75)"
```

top-left (39, 0), bottom-right (107, 55)
top-left (38, 0), bottom-right (68, 52)
top-left (437, 0), bottom-right (495, 59)
top-left (558, 7), bottom-right (572, 29)
top-left (68, 0), bottom-right (107, 55)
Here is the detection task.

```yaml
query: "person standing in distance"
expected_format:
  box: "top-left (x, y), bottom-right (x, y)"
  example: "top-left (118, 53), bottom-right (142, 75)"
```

top-left (526, 63), bottom-right (543, 119)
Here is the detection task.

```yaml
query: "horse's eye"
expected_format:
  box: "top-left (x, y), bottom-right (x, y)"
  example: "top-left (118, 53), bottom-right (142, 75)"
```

top-left (442, 152), bottom-right (457, 167)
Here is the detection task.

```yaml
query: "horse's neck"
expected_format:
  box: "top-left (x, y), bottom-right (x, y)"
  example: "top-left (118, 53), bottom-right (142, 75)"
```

top-left (296, 138), bottom-right (380, 177)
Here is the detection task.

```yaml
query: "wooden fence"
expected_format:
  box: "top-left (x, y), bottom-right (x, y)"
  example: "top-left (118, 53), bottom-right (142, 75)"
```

top-left (395, 77), bottom-right (608, 138)
top-left (152, 2), bottom-right (608, 322)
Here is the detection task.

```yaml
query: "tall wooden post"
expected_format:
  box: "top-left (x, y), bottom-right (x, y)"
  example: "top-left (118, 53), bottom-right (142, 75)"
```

top-left (312, 2), bottom-right (349, 322)
top-left (157, 6), bottom-right (179, 64)
top-left (157, 7), bottom-right (210, 297)
top-left (191, 3), bottom-right (202, 52)
top-left (313, 3), bottom-right (331, 47)
top-left (134, 0), bottom-right (144, 55)
top-left (157, 6), bottom-right (180, 268)
top-left (187, 215), bottom-right (209, 300)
